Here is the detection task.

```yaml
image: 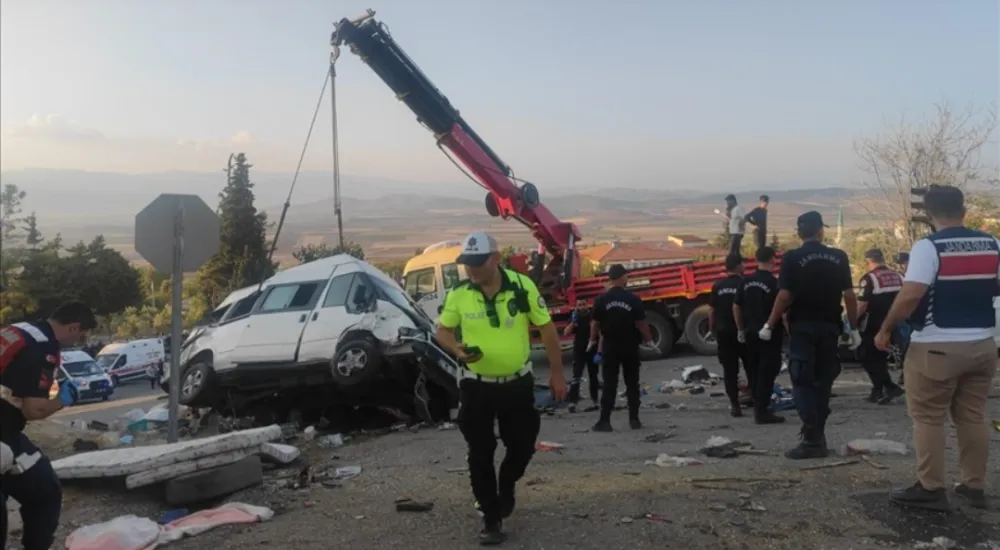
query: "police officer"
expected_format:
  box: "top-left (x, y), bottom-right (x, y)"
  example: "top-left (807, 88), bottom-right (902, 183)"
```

top-left (733, 246), bottom-right (785, 424)
top-left (874, 185), bottom-right (998, 510)
top-left (857, 248), bottom-right (905, 404)
top-left (2, 301), bottom-right (96, 550)
top-left (436, 232), bottom-right (567, 545)
top-left (710, 254), bottom-right (749, 417)
top-left (588, 264), bottom-right (652, 432)
top-left (563, 299), bottom-right (600, 413)
top-left (759, 212), bottom-right (860, 459)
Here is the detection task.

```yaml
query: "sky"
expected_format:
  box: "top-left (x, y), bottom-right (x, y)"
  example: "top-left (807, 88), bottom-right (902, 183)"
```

top-left (1, 0), bottom-right (997, 193)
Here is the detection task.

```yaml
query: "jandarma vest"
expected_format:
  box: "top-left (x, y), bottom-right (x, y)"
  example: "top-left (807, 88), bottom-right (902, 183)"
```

top-left (863, 266), bottom-right (903, 295)
top-left (909, 227), bottom-right (1000, 331)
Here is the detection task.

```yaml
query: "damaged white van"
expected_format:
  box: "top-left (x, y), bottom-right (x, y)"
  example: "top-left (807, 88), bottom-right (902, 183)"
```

top-left (167, 254), bottom-right (460, 424)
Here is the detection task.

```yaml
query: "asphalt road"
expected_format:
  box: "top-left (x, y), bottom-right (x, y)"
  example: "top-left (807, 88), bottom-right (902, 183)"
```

top-left (53, 378), bottom-right (165, 425)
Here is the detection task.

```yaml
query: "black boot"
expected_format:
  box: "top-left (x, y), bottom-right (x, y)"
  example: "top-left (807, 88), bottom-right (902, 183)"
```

top-left (629, 415), bottom-right (642, 430)
top-left (877, 385), bottom-right (905, 405)
top-left (755, 411), bottom-right (785, 425)
top-left (478, 520), bottom-right (508, 546)
top-left (785, 426), bottom-right (828, 459)
top-left (592, 411), bottom-right (613, 432)
top-left (864, 387), bottom-right (882, 403)
top-left (730, 403), bottom-right (743, 417)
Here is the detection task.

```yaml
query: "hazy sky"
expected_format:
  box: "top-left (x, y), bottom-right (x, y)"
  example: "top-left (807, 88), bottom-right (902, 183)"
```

top-left (1, 0), bottom-right (997, 191)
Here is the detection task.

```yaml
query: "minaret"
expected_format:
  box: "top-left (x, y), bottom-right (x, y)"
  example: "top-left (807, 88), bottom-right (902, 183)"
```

top-left (835, 208), bottom-right (844, 246)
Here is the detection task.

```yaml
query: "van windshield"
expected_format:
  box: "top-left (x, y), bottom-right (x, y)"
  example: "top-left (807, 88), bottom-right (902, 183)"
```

top-left (64, 360), bottom-right (104, 377)
top-left (95, 354), bottom-right (119, 370)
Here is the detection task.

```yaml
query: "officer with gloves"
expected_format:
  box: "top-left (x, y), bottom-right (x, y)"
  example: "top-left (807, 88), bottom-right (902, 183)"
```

top-left (759, 212), bottom-right (860, 459)
top-left (563, 299), bottom-right (601, 413)
top-left (857, 248), bottom-right (905, 404)
top-left (733, 246), bottom-right (785, 424)
top-left (2, 301), bottom-right (96, 550)
top-left (588, 264), bottom-right (653, 432)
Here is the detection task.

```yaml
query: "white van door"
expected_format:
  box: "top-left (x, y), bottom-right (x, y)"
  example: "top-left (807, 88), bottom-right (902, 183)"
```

top-left (230, 280), bottom-right (325, 364)
top-left (298, 265), bottom-right (372, 363)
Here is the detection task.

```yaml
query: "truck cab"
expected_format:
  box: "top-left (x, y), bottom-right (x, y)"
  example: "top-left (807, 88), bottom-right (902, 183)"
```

top-left (402, 241), bottom-right (467, 322)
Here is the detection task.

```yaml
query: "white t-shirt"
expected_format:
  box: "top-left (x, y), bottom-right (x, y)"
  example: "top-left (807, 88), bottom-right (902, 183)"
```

top-left (728, 205), bottom-right (746, 235)
top-left (905, 236), bottom-right (1000, 343)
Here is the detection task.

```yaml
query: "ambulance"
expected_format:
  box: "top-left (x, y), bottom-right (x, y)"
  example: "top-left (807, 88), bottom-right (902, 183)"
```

top-left (95, 338), bottom-right (166, 385)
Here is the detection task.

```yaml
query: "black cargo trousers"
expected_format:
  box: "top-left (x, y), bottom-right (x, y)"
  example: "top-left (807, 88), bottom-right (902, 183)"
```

top-left (716, 329), bottom-right (750, 407)
top-left (787, 320), bottom-right (842, 448)
top-left (600, 345), bottom-right (641, 419)
top-left (457, 374), bottom-right (540, 524)
top-left (567, 347), bottom-right (600, 404)
top-left (1, 433), bottom-right (62, 550)
top-left (744, 327), bottom-right (783, 415)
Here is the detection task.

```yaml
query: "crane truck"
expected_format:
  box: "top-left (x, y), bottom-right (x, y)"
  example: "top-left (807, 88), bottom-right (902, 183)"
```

top-left (332, 11), bottom-right (782, 358)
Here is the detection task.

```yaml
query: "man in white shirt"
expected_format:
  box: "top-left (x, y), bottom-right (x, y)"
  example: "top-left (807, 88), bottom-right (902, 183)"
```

top-left (723, 194), bottom-right (746, 257)
top-left (875, 185), bottom-right (999, 511)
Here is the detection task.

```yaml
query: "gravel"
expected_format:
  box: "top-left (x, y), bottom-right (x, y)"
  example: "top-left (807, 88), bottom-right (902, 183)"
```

top-left (17, 354), bottom-right (999, 550)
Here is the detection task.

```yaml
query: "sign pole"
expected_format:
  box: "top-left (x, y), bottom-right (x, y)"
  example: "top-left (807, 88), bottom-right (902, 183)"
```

top-left (167, 203), bottom-right (185, 443)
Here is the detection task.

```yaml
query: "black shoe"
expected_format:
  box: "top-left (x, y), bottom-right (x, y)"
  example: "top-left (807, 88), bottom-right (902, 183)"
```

top-left (754, 413), bottom-right (785, 425)
top-left (629, 417), bottom-right (642, 430)
top-left (864, 388), bottom-right (882, 403)
top-left (877, 385), bottom-right (905, 405)
top-left (890, 482), bottom-right (949, 511)
top-left (954, 484), bottom-right (988, 509)
top-left (479, 521), bottom-right (508, 546)
top-left (784, 442), bottom-right (829, 460)
top-left (499, 493), bottom-right (516, 518)
top-left (730, 406), bottom-right (743, 418)
top-left (591, 420), bottom-right (613, 432)
top-left (567, 404), bottom-right (577, 413)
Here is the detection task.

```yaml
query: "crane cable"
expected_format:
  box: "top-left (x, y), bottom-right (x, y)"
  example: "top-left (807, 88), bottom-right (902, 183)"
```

top-left (259, 67), bottom-right (331, 290)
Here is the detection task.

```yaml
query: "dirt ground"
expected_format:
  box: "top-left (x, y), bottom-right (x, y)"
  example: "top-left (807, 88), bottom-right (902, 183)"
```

top-left (11, 355), bottom-right (1000, 550)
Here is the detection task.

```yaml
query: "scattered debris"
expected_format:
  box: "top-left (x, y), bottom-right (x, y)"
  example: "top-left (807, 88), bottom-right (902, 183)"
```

top-left (799, 459), bottom-right (861, 471)
top-left (302, 426), bottom-right (317, 441)
top-left (843, 439), bottom-right (908, 456)
top-left (992, 420), bottom-right (999, 433)
top-left (682, 366), bottom-right (711, 383)
top-left (688, 385), bottom-right (706, 395)
top-left (646, 454), bottom-right (702, 467)
top-left (572, 513), bottom-right (589, 519)
top-left (157, 509), bottom-right (189, 524)
top-left (858, 454), bottom-right (888, 470)
top-left (640, 513), bottom-right (672, 523)
top-left (536, 441), bottom-right (565, 452)
top-left (395, 498), bottom-right (434, 513)
top-left (525, 477), bottom-right (546, 486)
top-left (437, 422), bottom-right (457, 431)
top-left (445, 467), bottom-right (467, 474)
top-left (656, 379), bottom-right (689, 393)
top-left (700, 436), bottom-right (762, 458)
top-left (914, 537), bottom-right (958, 549)
top-left (333, 465), bottom-right (362, 479)
top-left (316, 434), bottom-right (345, 449)
top-left (620, 516), bottom-right (634, 524)
top-left (643, 432), bottom-right (675, 443)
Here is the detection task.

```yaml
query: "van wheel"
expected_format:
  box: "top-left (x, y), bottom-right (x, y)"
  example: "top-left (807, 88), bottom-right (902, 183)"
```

top-left (331, 336), bottom-right (382, 387)
top-left (643, 311), bottom-right (675, 359)
top-left (180, 361), bottom-right (216, 407)
top-left (684, 305), bottom-right (718, 356)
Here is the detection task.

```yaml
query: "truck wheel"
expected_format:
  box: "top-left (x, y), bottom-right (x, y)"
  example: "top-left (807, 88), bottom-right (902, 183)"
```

top-left (331, 335), bottom-right (383, 387)
top-left (644, 310), bottom-right (675, 359)
top-left (684, 305), bottom-right (718, 356)
top-left (179, 361), bottom-right (217, 407)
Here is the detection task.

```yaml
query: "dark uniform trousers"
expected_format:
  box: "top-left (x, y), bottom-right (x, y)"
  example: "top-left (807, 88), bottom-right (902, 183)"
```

top-left (567, 348), bottom-right (600, 404)
top-left (859, 331), bottom-right (894, 392)
top-left (1, 433), bottom-right (63, 550)
top-left (600, 346), bottom-right (641, 417)
top-left (457, 374), bottom-right (540, 524)
top-left (787, 321), bottom-right (842, 446)
top-left (716, 329), bottom-right (749, 406)
top-left (744, 329), bottom-right (783, 415)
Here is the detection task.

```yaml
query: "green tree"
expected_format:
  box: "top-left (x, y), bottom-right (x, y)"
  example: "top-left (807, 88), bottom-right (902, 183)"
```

top-left (293, 241), bottom-right (365, 264)
top-left (0, 183), bottom-right (26, 246)
top-left (195, 153), bottom-right (275, 306)
top-left (372, 258), bottom-right (407, 280)
top-left (22, 212), bottom-right (43, 249)
top-left (966, 194), bottom-right (1000, 238)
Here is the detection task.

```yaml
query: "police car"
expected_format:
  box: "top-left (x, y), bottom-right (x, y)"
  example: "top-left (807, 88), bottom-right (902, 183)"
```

top-left (56, 350), bottom-right (115, 402)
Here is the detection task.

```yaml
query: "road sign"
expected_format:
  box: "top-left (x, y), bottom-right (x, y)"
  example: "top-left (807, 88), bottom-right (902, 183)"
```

top-left (134, 194), bottom-right (220, 443)
top-left (135, 194), bottom-right (220, 273)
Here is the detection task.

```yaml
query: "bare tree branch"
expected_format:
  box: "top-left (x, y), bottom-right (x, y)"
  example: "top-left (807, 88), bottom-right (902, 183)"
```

top-left (853, 101), bottom-right (998, 249)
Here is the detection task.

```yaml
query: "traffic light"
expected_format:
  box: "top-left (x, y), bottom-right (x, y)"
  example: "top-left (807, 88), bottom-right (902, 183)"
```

top-left (910, 187), bottom-right (936, 232)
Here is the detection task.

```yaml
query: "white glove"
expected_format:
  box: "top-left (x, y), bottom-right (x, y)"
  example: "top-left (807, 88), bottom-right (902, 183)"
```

top-left (848, 329), bottom-right (862, 351)
top-left (737, 330), bottom-right (746, 344)
top-left (0, 441), bottom-right (13, 475)
top-left (758, 324), bottom-right (772, 341)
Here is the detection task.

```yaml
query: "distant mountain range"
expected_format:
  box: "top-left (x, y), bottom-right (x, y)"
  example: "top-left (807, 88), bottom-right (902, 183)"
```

top-left (0, 167), bottom-right (880, 261)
